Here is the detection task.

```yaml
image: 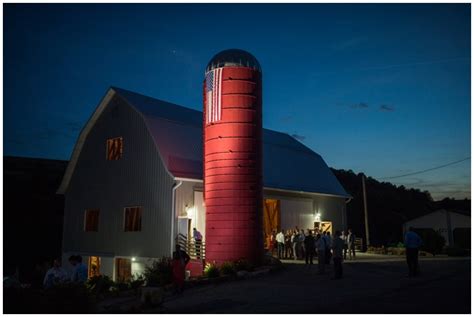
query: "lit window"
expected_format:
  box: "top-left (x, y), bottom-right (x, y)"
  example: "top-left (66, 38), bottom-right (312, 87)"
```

top-left (124, 207), bottom-right (142, 232)
top-left (88, 256), bottom-right (101, 278)
top-left (84, 209), bottom-right (99, 232)
top-left (106, 137), bottom-right (123, 160)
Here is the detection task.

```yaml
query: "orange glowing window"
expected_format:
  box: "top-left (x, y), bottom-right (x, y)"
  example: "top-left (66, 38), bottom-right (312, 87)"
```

top-left (84, 209), bottom-right (99, 232)
top-left (106, 137), bottom-right (123, 160)
top-left (124, 207), bottom-right (142, 232)
top-left (88, 256), bottom-right (101, 278)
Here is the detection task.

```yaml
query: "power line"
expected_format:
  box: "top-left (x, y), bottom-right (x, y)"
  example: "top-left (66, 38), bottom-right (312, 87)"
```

top-left (379, 157), bottom-right (471, 180)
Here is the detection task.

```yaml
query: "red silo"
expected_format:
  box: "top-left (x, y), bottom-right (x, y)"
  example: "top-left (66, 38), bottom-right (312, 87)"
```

top-left (203, 49), bottom-right (263, 265)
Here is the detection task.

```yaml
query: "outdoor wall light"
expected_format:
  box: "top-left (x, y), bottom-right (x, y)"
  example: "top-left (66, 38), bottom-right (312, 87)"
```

top-left (314, 212), bottom-right (321, 222)
top-left (131, 257), bottom-right (136, 262)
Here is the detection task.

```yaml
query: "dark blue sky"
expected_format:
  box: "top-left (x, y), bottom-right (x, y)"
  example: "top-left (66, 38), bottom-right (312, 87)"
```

top-left (4, 4), bottom-right (471, 199)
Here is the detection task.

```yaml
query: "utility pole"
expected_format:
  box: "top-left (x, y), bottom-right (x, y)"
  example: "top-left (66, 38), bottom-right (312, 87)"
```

top-left (362, 174), bottom-right (370, 247)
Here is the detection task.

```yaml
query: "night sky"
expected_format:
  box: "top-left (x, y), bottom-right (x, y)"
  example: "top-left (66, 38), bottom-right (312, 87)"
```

top-left (4, 4), bottom-right (471, 200)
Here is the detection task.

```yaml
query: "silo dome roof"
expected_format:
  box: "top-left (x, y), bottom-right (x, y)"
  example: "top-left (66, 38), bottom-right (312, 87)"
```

top-left (206, 49), bottom-right (261, 73)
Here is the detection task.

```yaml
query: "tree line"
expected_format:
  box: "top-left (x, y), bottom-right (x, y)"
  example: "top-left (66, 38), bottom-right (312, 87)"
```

top-left (331, 168), bottom-right (470, 246)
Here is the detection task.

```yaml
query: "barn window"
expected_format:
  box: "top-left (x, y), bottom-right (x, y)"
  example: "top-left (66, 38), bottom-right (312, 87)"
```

top-left (84, 209), bottom-right (99, 232)
top-left (106, 137), bottom-right (123, 160)
top-left (124, 207), bottom-right (142, 232)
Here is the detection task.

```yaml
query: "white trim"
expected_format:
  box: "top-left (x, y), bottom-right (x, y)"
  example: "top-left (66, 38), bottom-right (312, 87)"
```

top-left (57, 89), bottom-right (116, 194)
top-left (175, 177), bottom-right (203, 183)
top-left (171, 181), bottom-right (183, 256)
top-left (174, 177), bottom-right (350, 199)
top-left (264, 186), bottom-right (351, 199)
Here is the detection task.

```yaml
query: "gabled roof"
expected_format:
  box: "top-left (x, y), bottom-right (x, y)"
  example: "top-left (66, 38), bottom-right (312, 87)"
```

top-left (58, 87), bottom-right (349, 198)
top-left (404, 209), bottom-right (471, 224)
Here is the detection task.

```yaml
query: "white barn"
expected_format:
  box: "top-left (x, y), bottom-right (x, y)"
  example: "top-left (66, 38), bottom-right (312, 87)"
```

top-left (57, 87), bottom-right (350, 281)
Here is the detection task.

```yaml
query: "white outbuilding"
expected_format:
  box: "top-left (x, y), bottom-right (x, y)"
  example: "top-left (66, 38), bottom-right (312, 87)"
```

top-left (402, 209), bottom-right (470, 248)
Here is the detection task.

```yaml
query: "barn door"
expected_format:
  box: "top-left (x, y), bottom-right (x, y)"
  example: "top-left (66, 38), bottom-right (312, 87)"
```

top-left (263, 199), bottom-right (280, 238)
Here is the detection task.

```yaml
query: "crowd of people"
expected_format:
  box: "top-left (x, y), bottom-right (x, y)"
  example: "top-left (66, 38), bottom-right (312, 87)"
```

top-left (267, 227), bottom-right (357, 279)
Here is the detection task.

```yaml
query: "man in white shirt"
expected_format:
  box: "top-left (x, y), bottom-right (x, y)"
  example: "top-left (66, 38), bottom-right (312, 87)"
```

top-left (276, 230), bottom-right (285, 259)
top-left (347, 229), bottom-right (356, 260)
top-left (340, 231), bottom-right (348, 260)
top-left (43, 258), bottom-right (69, 289)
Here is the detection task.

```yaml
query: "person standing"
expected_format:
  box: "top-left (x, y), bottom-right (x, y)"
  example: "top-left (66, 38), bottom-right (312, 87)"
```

top-left (291, 230), bottom-right (298, 260)
top-left (69, 255), bottom-right (88, 283)
top-left (347, 229), bottom-right (356, 260)
top-left (193, 228), bottom-right (203, 259)
top-left (331, 231), bottom-right (344, 279)
top-left (172, 245), bottom-right (191, 294)
top-left (304, 229), bottom-right (315, 265)
top-left (285, 230), bottom-right (293, 259)
top-left (323, 232), bottom-right (332, 264)
top-left (404, 227), bottom-right (423, 277)
top-left (315, 233), bottom-right (326, 274)
top-left (276, 230), bottom-right (285, 259)
top-left (298, 229), bottom-right (306, 260)
top-left (341, 231), bottom-right (348, 260)
top-left (43, 258), bottom-right (69, 289)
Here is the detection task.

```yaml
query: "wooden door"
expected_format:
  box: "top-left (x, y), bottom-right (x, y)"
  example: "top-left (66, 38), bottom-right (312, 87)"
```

top-left (115, 258), bottom-right (132, 282)
top-left (263, 199), bottom-right (280, 237)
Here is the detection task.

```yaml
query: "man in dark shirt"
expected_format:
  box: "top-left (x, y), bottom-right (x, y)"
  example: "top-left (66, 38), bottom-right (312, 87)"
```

top-left (304, 229), bottom-right (315, 265)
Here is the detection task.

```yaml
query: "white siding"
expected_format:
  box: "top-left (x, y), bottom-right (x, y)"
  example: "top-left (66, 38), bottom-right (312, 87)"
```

top-left (62, 96), bottom-right (175, 260)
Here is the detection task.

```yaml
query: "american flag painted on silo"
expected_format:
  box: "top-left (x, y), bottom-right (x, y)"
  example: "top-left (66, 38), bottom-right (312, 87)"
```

top-left (205, 68), bottom-right (223, 124)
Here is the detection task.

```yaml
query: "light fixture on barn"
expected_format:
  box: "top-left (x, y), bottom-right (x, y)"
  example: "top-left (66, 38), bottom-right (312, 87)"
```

top-left (314, 212), bottom-right (321, 222)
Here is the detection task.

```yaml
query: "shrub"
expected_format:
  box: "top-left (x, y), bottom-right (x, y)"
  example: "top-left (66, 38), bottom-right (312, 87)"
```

top-left (233, 259), bottom-right (254, 272)
top-left (415, 229), bottom-right (445, 255)
top-left (203, 263), bottom-right (220, 278)
top-left (85, 275), bottom-right (114, 296)
top-left (129, 274), bottom-right (145, 290)
top-left (143, 257), bottom-right (173, 287)
top-left (219, 262), bottom-right (236, 275)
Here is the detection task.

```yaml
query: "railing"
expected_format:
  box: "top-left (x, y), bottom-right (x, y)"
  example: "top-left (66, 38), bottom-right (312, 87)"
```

top-left (176, 233), bottom-right (206, 260)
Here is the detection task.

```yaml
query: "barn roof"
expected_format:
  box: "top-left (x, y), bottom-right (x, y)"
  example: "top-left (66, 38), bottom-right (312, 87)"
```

top-left (58, 87), bottom-right (349, 198)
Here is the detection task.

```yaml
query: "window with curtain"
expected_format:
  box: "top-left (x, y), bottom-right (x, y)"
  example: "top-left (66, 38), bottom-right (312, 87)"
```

top-left (106, 137), bottom-right (123, 160)
top-left (84, 209), bottom-right (99, 232)
top-left (124, 207), bottom-right (142, 232)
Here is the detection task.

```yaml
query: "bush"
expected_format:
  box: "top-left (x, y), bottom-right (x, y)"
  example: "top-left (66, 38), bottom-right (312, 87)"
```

top-left (219, 262), bottom-right (236, 276)
top-left (129, 274), bottom-right (145, 289)
top-left (445, 246), bottom-right (470, 257)
top-left (85, 275), bottom-right (114, 296)
top-left (233, 259), bottom-right (254, 272)
top-left (203, 263), bottom-right (220, 278)
top-left (143, 257), bottom-right (173, 287)
top-left (415, 229), bottom-right (445, 255)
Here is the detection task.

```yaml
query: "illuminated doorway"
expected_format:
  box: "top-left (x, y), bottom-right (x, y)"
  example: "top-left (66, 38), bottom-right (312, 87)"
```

top-left (319, 221), bottom-right (333, 235)
top-left (88, 256), bottom-right (101, 278)
top-left (263, 199), bottom-right (280, 249)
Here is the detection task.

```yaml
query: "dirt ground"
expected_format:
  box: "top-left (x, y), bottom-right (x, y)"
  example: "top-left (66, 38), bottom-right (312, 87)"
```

top-left (158, 254), bottom-right (471, 313)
